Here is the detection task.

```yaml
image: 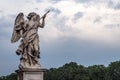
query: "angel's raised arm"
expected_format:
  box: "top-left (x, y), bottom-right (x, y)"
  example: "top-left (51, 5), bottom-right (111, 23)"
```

top-left (37, 10), bottom-right (50, 28)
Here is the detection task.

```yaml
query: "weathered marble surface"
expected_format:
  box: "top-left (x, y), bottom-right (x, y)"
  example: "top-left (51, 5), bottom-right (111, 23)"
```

top-left (11, 11), bottom-right (50, 69)
top-left (16, 68), bottom-right (46, 80)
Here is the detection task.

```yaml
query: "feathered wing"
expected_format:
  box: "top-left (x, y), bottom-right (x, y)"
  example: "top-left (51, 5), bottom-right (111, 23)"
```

top-left (11, 13), bottom-right (24, 43)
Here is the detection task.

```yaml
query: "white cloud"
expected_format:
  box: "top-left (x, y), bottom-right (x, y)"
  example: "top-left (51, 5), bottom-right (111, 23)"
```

top-left (48, 0), bottom-right (120, 45)
top-left (1, 0), bottom-right (120, 46)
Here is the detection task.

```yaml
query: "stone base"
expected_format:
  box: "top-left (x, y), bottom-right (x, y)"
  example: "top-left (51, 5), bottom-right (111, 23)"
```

top-left (15, 68), bottom-right (46, 80)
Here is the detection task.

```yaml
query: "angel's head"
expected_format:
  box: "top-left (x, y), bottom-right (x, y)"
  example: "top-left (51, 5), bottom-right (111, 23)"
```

top-left (27, 12), bottom-right (37, 20)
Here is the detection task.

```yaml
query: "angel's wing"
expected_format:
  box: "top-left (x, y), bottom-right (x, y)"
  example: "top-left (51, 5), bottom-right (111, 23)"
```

top-left (11, 13), bottom-right (24, 43)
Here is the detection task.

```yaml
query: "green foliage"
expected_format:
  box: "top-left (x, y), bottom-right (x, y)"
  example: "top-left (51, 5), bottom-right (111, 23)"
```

top-left (1, 61), bottom-right (120, 80)
top-left (0, 73), bottom-right (17, 80)
top-left (45, 62), bottom-right (102, 80)
top-left (45, 61), bottom-right (120, 80)
top-left (88, 65), bottom-right (106, 80)
top-left (107, 61), bottom-right (120, 80)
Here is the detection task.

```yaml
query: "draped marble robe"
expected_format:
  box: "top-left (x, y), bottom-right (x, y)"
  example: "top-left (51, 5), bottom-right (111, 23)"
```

top-left (11, 12), bottom-right (47, 69)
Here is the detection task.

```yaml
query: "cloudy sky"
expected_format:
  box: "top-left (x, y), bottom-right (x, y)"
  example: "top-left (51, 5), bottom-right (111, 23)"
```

top-left (0, 0), bottom-right (120, 76)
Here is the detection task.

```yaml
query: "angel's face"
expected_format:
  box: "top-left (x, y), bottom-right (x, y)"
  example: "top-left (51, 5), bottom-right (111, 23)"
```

top-left (32, 15), bottom-right (37, 21)
top-left (27, 12), bottom-right (37, 20)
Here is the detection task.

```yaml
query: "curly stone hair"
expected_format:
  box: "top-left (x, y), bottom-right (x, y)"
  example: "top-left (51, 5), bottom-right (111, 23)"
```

top-left (27, 12), bottom-right (37, 20)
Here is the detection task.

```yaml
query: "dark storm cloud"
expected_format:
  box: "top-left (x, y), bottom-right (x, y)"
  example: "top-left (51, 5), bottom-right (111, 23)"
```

top-left (73, 12), bottom-right (83, 20)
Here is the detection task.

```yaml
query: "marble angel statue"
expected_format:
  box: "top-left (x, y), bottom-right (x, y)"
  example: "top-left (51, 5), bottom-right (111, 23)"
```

top-left (11, 11), bottom-right (50, 69)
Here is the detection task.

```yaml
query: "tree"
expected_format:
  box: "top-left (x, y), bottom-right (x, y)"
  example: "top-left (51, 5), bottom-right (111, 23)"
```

top-left (107, 61), bottom-right (120, 80)
top-left (45, 62), bottom-right (89, 80)
top-left (0, 73), bottom-right (17, 80)
top-left (88, 65), bottom-right (106, 80)
top-left (0, 76), bottom-right (6, 80)
top-left (1, 61), bottom-right (120, 80)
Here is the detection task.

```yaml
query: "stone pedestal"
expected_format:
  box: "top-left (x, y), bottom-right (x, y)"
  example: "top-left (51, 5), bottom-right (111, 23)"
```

top-left (16, 68), bottom-right (46, 80)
